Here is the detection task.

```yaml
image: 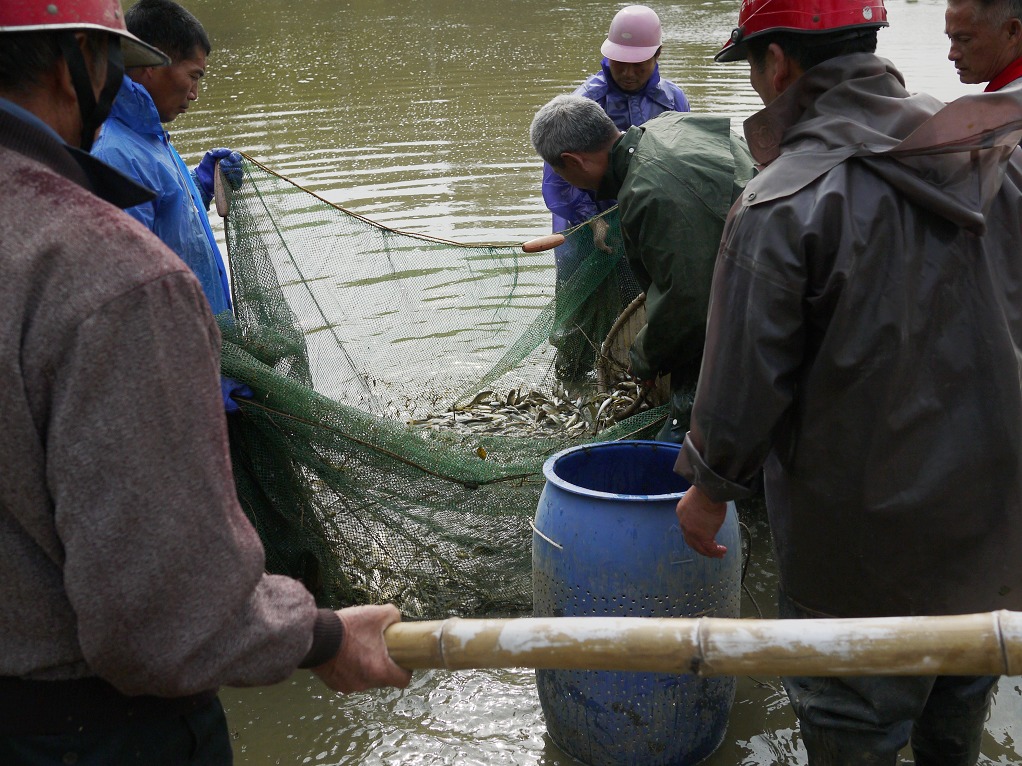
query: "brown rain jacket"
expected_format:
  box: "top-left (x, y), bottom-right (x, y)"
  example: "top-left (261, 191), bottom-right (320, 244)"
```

top-left (676, 54), bottom-right (1022, 618)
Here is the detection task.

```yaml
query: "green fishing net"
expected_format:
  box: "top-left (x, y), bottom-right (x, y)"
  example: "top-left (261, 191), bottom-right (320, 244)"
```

top-left (219, 156), bottom-right (669, 618)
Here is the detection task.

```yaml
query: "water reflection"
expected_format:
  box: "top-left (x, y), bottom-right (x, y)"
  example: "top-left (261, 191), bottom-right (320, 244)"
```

top-left (166, 0), bottom-right (1018, 762)
top-left (173, 0), bottom-right (972, 242)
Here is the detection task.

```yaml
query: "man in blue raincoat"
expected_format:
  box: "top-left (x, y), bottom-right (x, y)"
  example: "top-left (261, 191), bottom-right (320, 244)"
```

top-left (93, 0), bottom-right (248, 410)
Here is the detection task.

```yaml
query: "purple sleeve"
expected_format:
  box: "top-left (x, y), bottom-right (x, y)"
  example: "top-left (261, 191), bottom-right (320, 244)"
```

top-left (541, 163), bottom-right (600, 228)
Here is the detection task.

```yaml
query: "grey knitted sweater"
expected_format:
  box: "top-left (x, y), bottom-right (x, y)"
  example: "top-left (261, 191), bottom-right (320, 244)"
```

top-left (0, 104), bottom-right (327, 697)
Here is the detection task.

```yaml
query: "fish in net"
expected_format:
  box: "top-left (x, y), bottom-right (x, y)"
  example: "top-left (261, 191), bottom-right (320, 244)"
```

top-left (218, 155), bottom-right (669, 618)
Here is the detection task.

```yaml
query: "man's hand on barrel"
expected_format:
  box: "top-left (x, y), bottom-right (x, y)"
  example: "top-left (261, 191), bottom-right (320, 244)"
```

top-left (312, 604), bottom-right (413, 693)
top-left (676, 485), bottom-right (729, 559)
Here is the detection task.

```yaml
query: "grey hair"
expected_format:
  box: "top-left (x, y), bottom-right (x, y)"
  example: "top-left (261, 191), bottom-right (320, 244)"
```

top-left (530, 95), bottom-right (619, 167)
top-left (953, 0), bottom-right (1022, 24)
top-left (991, 0), bottom-right (1022, 23)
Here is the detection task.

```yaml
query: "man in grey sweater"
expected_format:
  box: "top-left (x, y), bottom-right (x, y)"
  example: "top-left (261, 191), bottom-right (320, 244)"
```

top-left (0, 2), bottom-right (410, 762)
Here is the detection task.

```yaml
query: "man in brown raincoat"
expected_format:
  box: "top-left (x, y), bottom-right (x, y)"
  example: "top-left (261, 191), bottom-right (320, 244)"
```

top-left (675, 0), bottom-right (1022, 761)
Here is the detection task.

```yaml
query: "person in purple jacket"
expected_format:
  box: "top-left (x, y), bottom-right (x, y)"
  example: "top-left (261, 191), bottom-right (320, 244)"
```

top-left (542, 5), bottom-right (691, 381)
top-left (542, 5), bottom-right (691, 243)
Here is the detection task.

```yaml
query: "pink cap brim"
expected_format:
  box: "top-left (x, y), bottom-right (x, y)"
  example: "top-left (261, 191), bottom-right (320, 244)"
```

top-left (601, 39), bottom-right (660, 63)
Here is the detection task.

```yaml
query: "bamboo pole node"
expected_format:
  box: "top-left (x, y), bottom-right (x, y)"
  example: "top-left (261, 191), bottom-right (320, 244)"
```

top-left (997, 608), bottom-right (1022, 674)
top-left (691, 617), bottom-right (706, 676)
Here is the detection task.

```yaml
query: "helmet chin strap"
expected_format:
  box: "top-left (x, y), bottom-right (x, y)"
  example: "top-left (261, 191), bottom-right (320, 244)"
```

top-left (56, 32), bottom-right (125, 151)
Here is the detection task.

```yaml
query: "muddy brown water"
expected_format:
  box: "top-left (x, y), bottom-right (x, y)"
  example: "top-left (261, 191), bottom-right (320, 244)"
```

top-left (164, 0), bottom-right (1020, 762)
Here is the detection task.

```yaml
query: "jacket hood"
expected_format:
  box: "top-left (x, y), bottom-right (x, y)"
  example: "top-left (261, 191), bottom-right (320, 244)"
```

top-left (107, 76), bottom-right (165, 139)
top-left (743, 53), bottom-right (1022, 232)
top-left (600, 58), bottom-right (670, 106)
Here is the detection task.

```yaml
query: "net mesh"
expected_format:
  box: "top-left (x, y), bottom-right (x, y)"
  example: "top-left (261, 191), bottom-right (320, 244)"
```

top-left (220, 156), bottom-right (669, 618)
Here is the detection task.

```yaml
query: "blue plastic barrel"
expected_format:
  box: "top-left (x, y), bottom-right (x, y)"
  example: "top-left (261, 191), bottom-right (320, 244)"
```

top-left (533, 440), bottom-right (740, 766)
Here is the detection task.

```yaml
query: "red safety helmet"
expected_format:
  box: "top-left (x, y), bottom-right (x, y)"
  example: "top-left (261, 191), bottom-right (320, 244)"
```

top-left (715, 0), bottom-right (888, 62)
top-left (0, 0), bottom-right (167, 67)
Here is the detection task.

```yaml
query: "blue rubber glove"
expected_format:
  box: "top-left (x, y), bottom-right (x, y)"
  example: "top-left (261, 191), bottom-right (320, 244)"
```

top-left (221, 376), bottom-right (254, 414)
top-left (193, 148), bottom-right (244, 207)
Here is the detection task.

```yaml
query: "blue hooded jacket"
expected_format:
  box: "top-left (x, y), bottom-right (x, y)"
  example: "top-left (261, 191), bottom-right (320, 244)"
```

top-left (541, 60), bottom-right (690, 233)
top-left (93, 77), bottom-right (232, 316)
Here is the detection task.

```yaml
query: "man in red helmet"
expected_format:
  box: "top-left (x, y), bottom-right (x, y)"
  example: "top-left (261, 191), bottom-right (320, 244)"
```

top-left (0, 2), bottom-right (410, 762)
top-left (945, 0), bottom-right (1022, 90)
top-left (673, 0), bottom-right (1022, 761)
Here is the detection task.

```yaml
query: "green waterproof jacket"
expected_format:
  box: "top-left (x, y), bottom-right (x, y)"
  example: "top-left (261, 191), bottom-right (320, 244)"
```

top-left (597, 113), bottom-right (754, 440)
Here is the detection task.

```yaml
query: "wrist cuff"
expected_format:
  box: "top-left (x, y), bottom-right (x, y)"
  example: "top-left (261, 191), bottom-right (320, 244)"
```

top-left (189, 168), bottom-right (213, 210)
top-left (298, 609), bottom-right (344, 668)
top-left (674, 432), bottom-right (756, 503)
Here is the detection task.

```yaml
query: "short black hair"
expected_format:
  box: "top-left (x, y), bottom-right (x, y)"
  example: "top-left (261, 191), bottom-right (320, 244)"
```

top-left (0, 30), bottom-right (105, 94)
top-left (746, 28), bottom-right (878, 73)
top-left (125, 0), bottom-right (210, 62)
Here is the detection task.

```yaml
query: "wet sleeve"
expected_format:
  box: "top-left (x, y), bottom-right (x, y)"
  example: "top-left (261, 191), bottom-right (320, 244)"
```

top-left (674, 203), bottom-right (808, 501)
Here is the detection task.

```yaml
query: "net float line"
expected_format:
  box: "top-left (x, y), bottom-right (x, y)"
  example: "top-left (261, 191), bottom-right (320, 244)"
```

top-left (521, 233), bottom-right (566, 253)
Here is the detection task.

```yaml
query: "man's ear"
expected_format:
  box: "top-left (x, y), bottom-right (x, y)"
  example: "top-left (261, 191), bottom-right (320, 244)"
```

top-left (52, 31), bottom-right (91, 103)
top-left (560, 151), bottom-right (585, 171)
top-left (128, 65), bottom-right (155, 86)
top-left (769, 42), bottom-right (802, 94)
top-left (54, 54), bottom-right (77, 105)
top-left (1006, 16), bottom-right (1022, 44)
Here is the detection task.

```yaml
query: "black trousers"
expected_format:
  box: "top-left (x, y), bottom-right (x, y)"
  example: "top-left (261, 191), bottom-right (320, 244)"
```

top-left (0, 696), bottom-right (232, 765)
top-left (779, 592), bottom-right (997, 766)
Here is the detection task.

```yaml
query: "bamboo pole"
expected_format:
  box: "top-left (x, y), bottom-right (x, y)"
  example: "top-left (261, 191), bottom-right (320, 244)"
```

top-left (384, 611), bottom-right (1022, 677)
